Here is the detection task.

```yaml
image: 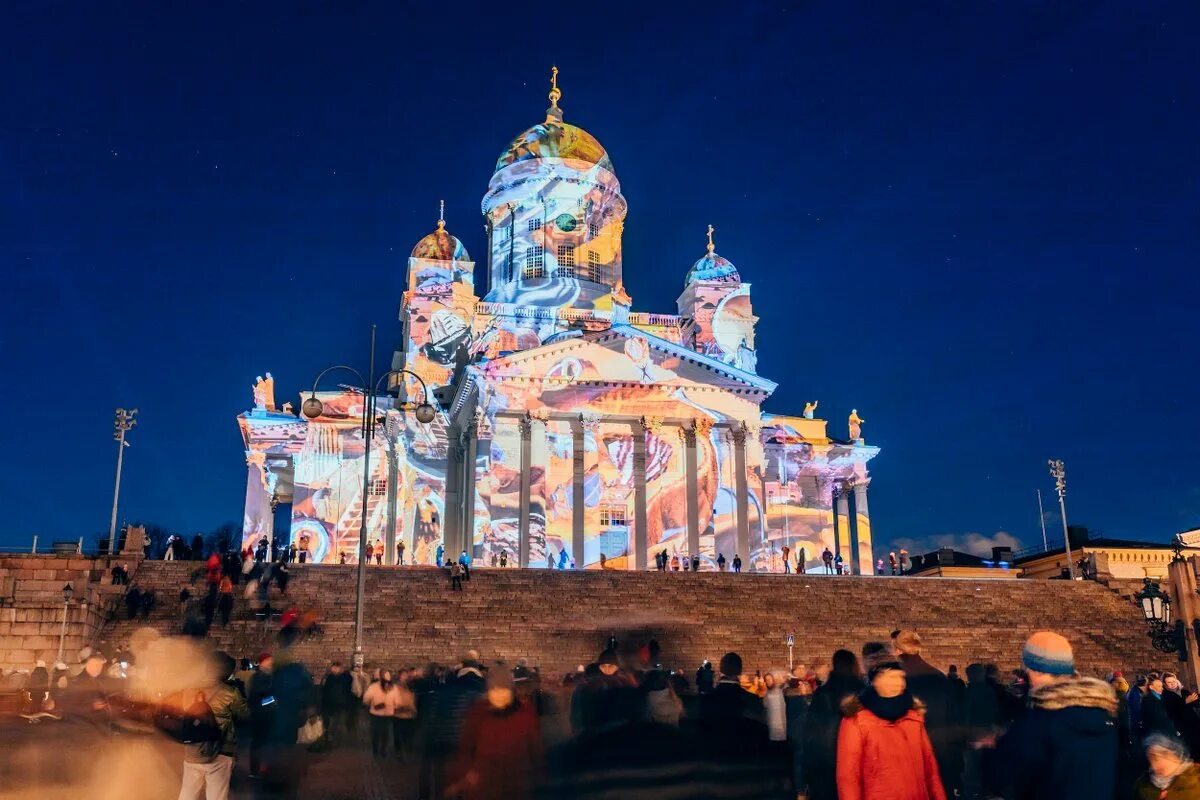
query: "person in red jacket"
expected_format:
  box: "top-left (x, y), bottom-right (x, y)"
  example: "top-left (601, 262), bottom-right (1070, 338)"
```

top-left (450, 664), bottom-right (544, 800)
top-left (837, 658), bottom-right (947, 800)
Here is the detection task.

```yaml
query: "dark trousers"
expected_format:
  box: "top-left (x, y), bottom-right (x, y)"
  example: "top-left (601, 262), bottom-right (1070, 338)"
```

top-left (451, 576), bottom-right (462, 590)
top-left (370, 714), bottom-right (391, 756)
top-left (392, 717), bottom-right (415, 758)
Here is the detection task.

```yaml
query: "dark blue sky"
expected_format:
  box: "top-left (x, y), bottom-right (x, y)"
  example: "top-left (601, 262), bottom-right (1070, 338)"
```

top-left (3, 2), bottom-right (1197, 554)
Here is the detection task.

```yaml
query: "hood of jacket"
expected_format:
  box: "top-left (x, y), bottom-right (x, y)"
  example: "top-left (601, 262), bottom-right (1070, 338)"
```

top-left (841, 692), bottom-right (927, 718)
top-left (1030, 676), bottom-right (1118, 715)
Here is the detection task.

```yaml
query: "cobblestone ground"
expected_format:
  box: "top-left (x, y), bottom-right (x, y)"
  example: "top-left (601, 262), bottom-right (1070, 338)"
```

top-left (0, 719), bottom-right (418, 800)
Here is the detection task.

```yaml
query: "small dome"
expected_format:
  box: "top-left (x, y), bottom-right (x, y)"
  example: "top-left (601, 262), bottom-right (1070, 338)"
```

top-left (411, 225), bottom-right (470, 262)
top-left (495, 121), bottom-right (613, 174)
top-left (685, 253), bottom-right (740, 287)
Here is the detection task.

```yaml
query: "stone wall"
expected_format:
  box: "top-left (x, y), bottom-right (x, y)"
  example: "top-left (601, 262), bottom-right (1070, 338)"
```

top-left (91, 561), bottom-right (1170, 678)
top-left (0, 554), bottom-right (129, 670)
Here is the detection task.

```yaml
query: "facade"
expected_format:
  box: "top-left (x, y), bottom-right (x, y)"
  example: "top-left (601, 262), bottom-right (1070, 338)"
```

top-left (237, 72), bottom-right (879, 572)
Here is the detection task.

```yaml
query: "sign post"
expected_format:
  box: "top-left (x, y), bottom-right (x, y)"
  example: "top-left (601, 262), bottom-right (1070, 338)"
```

top-left (786, 633), bottom-right (795, 671)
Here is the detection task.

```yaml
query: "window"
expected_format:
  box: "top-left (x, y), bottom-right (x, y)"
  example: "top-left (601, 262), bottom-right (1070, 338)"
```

top-left (528, 218), bottom-right (542, 233)
top-left (370, 478), bottom-right (387, 497)
top-left (600, 504), bottom-right (628, 527)
top-left (586, 250), bottom-right (602, 283)
top-left (588, 222), bottom-right (599, 239)
top-left (556, 244), bottom-right (575, 270)
top-left (523, 246), bottom-right (545, 278)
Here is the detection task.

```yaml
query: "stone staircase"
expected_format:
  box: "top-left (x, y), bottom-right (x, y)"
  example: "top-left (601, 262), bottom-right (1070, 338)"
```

top-left (92, 561), bottom-right (1169, 677)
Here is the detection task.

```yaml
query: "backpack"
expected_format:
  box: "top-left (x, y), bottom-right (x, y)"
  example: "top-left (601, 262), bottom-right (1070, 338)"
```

top-left (156, 690), bottom-right (222, 745)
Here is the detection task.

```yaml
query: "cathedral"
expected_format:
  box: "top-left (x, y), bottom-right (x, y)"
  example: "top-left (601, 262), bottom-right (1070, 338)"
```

top-left (238, 71), bottom-right (879, 573)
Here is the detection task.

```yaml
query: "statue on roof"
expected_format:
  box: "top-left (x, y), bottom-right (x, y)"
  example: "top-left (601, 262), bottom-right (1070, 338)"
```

top-left (803, 401), bottom-right (819, 420)
top-left (848, 409), bottom-right (864, 441)
top-left (252, 373), bottom-right (276, 412)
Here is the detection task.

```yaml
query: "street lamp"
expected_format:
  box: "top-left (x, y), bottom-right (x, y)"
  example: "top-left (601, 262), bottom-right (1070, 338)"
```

top-left (56, 583), bottom-right (74, 664)
top-left (301, 325), bottom-right (437, 666)
top-left (1135, 578), bottom-right (1185, 656)
top-left (1047, 459), bottom-right (1077, 580)
top-left (108, 408), bottom-right (138, 556)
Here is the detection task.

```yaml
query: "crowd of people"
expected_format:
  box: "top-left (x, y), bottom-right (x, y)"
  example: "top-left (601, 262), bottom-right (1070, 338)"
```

top-left (7, 623), bottom-right (1200, 799)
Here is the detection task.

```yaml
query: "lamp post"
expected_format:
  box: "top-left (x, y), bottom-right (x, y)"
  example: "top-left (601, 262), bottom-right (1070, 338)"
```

top-left (1047, 459), bottom-right (1077, 580)
top-left (56, 583), bottom-right (74, 664)
top-left (301, 325), bottom-right (436, 666)
top-left (108, 408), bottom-right (138, 556)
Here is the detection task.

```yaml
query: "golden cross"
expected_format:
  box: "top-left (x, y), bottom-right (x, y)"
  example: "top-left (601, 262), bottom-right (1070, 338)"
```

top-left (437, 199), bottom-right (445, 230)
top-left (706, 224), bottom-right (715, 254)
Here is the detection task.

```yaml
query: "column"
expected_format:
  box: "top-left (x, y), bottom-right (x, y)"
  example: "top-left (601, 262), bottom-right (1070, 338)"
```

top-left (732, 424), bottom-right (750, 569)
top-left (847, 482), bottom-right (861, 575)
top-left (1169, 556), bottom-right (1200, 689)
top-left (571, 416), bottom-right (585, 570)
top-left (831, 482), bottom-right (843, 560)
top-left (683, 426), bottom-right (701, 558)
top-left (835, 484), bottom-right (851, 566)
top-left (853, 481), bottom-right (871, 575)
top-left (462, 416), bottom-right (479, 558)
top-left (518, 415), bottom-right (532, 568)
top-left (443, 434), bottom-right (461, 561)
top-left (243, 453), bottom-right (274, 551)
top-left (384, 445), bottom-right (399, 565)
top-left (633, 418), bottom-right (649, 570)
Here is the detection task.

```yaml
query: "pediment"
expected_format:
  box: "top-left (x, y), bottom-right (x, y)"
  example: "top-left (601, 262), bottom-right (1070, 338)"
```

top-left (476, 325), bottom-right (776, 397)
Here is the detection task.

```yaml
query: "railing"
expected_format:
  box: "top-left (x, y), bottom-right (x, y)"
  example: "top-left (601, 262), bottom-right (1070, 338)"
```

top-left (1012, 538), bottom-right (1067, 560)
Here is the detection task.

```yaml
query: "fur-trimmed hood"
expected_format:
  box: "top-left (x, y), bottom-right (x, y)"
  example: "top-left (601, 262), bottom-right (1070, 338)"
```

top-left (841, 692), bottom-right (927, 718)
top-left (1030, 676), bottom-right (1118, 715)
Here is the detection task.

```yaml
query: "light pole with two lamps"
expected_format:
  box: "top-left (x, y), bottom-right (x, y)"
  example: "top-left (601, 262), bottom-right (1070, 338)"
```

top-left (108, 408), bottom-right (137, 555)
top-left (301, 325), bottom-right (436, 667)
top-left (1047, 459), bottom-right (1077, 580)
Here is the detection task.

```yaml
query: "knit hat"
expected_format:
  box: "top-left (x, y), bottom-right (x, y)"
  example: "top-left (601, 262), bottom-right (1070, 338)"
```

top-left (1021, 631), bottom-right (1075, 676)
top-left (868, 659), bottom-right (905, 683)
top-left (1144, 733), bottom-right (1189, 761)
top-left (598, 649), bottom-right (619, 667)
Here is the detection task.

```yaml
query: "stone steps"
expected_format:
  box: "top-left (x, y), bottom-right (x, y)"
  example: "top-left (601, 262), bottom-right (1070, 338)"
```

top-left (92, 561), bottom-right (1169, 676)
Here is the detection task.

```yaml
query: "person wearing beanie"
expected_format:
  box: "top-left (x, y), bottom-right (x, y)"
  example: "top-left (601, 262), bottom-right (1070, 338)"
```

top-left (836, 659), bottom-right (946, 800)
top-left (989, 630), bottom-right (1118, 800)
top-left (892, 630), bottom-right (961, 795)
top-left (1134, 733), bottom-right (1200, 799)
top-left (699, 652), bottom-right (765, 726)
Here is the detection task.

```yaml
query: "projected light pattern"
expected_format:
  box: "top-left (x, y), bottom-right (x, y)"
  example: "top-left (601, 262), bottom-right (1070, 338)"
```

top-left (238, 74), bottom-right (878, 572)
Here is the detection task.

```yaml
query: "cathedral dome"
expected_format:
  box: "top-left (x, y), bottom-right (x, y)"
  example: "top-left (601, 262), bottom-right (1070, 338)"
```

top-left (685, 226), bottom-right (740, 287)
top-left (411, 206), bottom-right (470, 262)
top-left (685, 253), bottom-right (741, 287)
top-left (495, 121), bottom-right (613, 174)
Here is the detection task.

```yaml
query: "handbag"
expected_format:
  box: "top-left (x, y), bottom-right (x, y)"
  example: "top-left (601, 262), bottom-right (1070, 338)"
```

top-left (297, 714), bottom-right (324, 745)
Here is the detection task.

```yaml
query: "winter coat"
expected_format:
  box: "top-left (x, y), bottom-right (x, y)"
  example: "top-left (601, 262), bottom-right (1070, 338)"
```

top-left (898, 653), bottom-right (961, 791)
top-left (320, 670), bottom-right (353, 712)
top-left (765, 687), bottom-right (787, 741)
top-left (424, 670), bottom-right (487, 750)
top-left (1134, 763), bottom-right (1200, 800)
top-left (802, 673), bottom-right (866, 800)
top-left (184, 682), bottom-right (249, 763)
top-left (362, 682), bottom-right (402, 717)
top-left (646, 687), bottom-right (683, 726)
top-left (452, 698), bottom-right (544, 800)
top-left (1143, 692), bottom-right (1179, 739)
top-left (836, 693), bottom-right (946, 800)
top-left (991, 675), bottom-right (1118, 800)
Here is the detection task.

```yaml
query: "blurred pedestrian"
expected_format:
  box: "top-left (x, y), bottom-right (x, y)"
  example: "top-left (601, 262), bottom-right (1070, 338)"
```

top-left (363, 669), bottom-right (401, 756)
top-left (837, 657), bottom-right (946, 800)
top-left (1134, 733), bottom-right (1200, 799)
top-left (176, 651), bottom-right (248, 800)
top-left (450, 665), bottom-right (544, 800)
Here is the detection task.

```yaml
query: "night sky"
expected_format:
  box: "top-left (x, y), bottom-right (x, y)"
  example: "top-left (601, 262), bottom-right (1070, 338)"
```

top-left (4, 2), bottom-right (1198, 555)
